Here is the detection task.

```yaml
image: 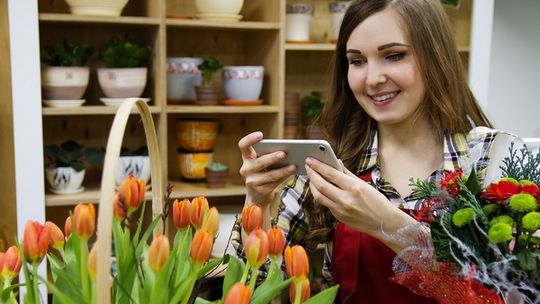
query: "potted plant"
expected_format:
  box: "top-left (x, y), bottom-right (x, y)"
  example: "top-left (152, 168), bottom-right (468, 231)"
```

top-left (97, 37), bottom-right (151, 100)
top-left (302, 91), bottom-right (325, 139)
top-left (205, 162), bottom-right (229, 188)
top-left (41, 41), bottom-right (94, 106)
top-left (44, 140), bottom-right (103, 194)
top-left (195, 56), bottom-right (223, 105)
top-left (115, 146), bottom-right (150, 187)
top-left (328, 1), bottom-right (351, 43)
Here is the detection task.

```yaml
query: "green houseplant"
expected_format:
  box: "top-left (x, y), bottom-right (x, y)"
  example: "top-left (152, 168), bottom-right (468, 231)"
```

top-left (301, 92), bottom-right (325, 139)
top-left (204, 162), bottom-right (229, 188)
top-left (41, 41), bottom-right (95, 102)
top-left (195, 56), bottom-right (223, 105)
top-left (98, 37), bottom-right (152, 99)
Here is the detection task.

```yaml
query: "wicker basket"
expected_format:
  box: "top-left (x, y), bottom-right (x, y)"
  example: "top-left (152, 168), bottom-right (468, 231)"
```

top-left (95, 98), bottom-right (164, 303)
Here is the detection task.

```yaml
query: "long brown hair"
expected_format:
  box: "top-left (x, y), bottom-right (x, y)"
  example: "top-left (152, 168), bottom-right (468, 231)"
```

top-left (306, 0), bottom-right (492, 245)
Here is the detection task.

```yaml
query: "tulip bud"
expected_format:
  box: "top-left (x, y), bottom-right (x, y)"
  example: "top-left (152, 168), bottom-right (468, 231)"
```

top-left (88, 244), bottom-right (97, 280)
top-left (1, 246), bottom-right (21, 281)
top-left (284, 245), bottom-right (309, 283)
top-left (113, 193), bottom-right (126, 221)
top-left (244, 228), bottom-right (269, 269)
top-left (267, 226), bottom-right (286, 258)
top-left (224, 282), bottom-right (251, 304)
top-left (201, 207), bottom-right (219, 237)
top-left (172, 198), bottom-right (191, 229)
top-left (64, 216), bottom-right (72, 238)
top-left (45, 221), bottom-right (65, 250)
top-left (190, 196), bottom-right (209, 228)
top-left (289, 278), bottom-right (310, 303)
top-left (73, 203), bottom-right (96, 240)
top-left (190, 229), bottom-right (213, 265)
top-left (147, 235), bottom-right (170, 273)
top-left (23, 221), bottom-right (51, 264)
top-left (118, 174), bottom-right (146, 214)
top-left (242, 204), bottom-right (263, 234)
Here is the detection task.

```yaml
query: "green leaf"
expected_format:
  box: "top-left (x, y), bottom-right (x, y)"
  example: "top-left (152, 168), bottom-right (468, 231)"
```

top-left (222, 254), bottom-right (245, 297)
top-left (516, 249), bottom-right (537, 273)
top-left (250, 276), bottom-right (293, 304)
top-left (303, 285), bottom-right (339, 304)
top-left (464, 168), bottom-right (480, 196)
top-left (194, 297), bottom-right (216, 304)
top-left (196, 258), bottom-right (223, 278)
top-left (40, 275), bottom-right (77, 304)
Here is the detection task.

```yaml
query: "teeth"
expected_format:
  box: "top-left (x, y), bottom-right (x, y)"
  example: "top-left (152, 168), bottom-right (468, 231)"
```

top-left (372, 92), bottom-right (398, 102)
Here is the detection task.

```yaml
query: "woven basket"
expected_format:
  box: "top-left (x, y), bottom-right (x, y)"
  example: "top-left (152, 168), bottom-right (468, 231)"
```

top-left (95, 98), bottom-right (164, 303)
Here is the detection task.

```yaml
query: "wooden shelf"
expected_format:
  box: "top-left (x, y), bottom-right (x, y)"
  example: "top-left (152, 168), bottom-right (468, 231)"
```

top-left (166, 105), bottom-right (279, 114)
top-left (285, 43), bottom-right (336, 51)
top-left (166, 19), bottom-right (280, 31)
top-left (39, 13), bottom-right (160, 26)
top-left (45, 186), bottom-right (154, 207)
top-left (169, 180), bottom-right (246, 199)
top-left (42, 105), bottom-right (162, 116)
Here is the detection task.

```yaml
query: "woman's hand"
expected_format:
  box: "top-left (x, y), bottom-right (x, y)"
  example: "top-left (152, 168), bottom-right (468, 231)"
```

top-left (238, 131), bottom-right (297, 206)
top-left (305, 157), bottom-right (415, 251)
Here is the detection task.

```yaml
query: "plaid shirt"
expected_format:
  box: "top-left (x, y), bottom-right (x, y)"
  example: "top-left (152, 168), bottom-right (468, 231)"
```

top-left (231, 126), bottom-right (507, 287)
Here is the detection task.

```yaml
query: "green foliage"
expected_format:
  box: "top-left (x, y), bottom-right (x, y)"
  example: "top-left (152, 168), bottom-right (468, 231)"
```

top-left (120, 145), bottom-right (149, 156)
top-left (198, 57), bottom-right (223, 86)
top-left (301, 93), bottom-right (325, 125)
top-left (42, 41), bottom-right (94, 66)
top-left (206, 162), bottom-right (228, 172)
top-left (44, 140), bottom-right (103, 172)
top-left (441, 0), bottom-right (460, 7)
top-left (501, 143), bottom-right (540, 184)
top-left (101, 38), bottom-right (151, 68)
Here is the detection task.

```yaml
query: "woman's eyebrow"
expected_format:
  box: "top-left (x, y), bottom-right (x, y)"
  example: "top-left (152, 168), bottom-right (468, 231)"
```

top-left (346, 49), bottom-right (362, 55)
top-left (378, 42), bottom-right (409, 51)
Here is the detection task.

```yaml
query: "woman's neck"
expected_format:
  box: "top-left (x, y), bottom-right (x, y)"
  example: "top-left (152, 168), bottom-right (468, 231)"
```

top-left (377, 116), bottom-right (440, 150)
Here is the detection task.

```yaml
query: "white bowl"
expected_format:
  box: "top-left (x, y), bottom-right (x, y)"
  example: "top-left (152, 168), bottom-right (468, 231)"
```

top-left (222, 66), bottom-right (264, 101)
top-left (97, 67), bottom-right (147, 98)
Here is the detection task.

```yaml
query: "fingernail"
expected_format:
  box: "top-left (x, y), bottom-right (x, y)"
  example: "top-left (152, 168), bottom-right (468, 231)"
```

top-left (305, 157), bottom-right (312, 165)
top-left (277, 151), bottom-right (286, 158)
top-left (288, 165), bottom-right (296, 172)
top-left (255, 131), bottom-right (263, 139)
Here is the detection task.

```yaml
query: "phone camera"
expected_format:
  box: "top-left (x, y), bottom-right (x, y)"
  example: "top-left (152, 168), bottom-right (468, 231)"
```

top-left (319, 145), bottom-right (326, 151)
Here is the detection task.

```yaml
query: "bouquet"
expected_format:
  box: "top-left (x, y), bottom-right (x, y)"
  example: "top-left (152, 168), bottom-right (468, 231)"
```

top-left (0, 175), bottom-right (338, 303)
top-left (391, 144), bottom-right (540, 304)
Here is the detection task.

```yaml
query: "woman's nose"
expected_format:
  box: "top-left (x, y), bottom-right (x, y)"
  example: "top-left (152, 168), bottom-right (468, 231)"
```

top-left (365, 63), bottom-right (387, 87)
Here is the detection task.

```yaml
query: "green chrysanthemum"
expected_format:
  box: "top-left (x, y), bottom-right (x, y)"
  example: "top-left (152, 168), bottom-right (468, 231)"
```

top-left (519, 179), bottom-right (535, 186)
top-left (452, 208), bottom-right (476, 228)
top-left (482, 203), bottom-right (499, 215)
top-left (522, 211), bottom-right (540, 232)
top-left (501, 177), bottom-right (519, 185)
top-left (490, 215), bottom-right (515, 227)
top-left (488, 222), bottom-right (513, 244)
top-left (509, 193), bottom-right (537, 213)
top-left (518, 233), bottom-right (540, 244)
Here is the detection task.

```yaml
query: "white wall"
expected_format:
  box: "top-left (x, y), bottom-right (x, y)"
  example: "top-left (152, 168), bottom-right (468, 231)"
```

top-left (486, 0), bottom-right (540, 137)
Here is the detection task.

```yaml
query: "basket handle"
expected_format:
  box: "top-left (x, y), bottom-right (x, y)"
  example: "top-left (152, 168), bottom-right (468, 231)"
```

top-left (95, 98), bottom-right (164, 304)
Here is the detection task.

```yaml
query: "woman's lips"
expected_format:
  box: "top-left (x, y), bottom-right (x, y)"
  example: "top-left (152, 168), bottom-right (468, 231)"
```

top-left (369, 91), bottom-right (400, 107)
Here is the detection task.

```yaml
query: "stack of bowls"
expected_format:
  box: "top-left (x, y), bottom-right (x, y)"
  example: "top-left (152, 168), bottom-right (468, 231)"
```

top-left (176, 119), bottom-right (218, 180)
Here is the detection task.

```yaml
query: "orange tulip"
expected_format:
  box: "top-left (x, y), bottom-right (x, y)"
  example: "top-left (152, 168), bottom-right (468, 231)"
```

top-left (64, 216), bottom-right (72, 238)
top-left (224, 282), bottom-right (251, 304)
top-left (118, 174), bottom-right (146, 214)
top-left (113, 193), bottom-right (126, 221)
top-left (267, 226), bottom-right (286, 258)
top-left (23, 220), bottom-right (51, 264)
top-left (190, 229), bottom-right (213, 265)
top-left (148, 235), bottom-right (170, 273)
top-left (172, 198), bottom-right (191, 229)
top-left (244, 228), bottom-right (269, 269)
top-left (201, 207), bottom-right (220, 237)
top-left (88, 244), bottom-right (97, 280)
top-left (289, 278), bottom-right (311, 303)
top-left (1, 246), bottom-right (21, 281)
top-left (190, 196), bottom-right (209, 228)
top-left (45, 221), bottom-right (65, 250)
top-left (242, 204), bottom-right (263, 234)
top-left (73, 203), bottom-right (96, 240)
top-left (284, 245), bottom-right (309, 282)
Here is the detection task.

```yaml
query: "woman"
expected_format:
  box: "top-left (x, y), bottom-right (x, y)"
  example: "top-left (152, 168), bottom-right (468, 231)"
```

top-left (233, 0), bottom-right (516, 302)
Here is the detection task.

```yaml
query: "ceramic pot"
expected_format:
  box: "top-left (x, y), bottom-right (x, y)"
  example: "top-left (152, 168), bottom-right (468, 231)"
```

top-left (176, 119), bottom-right (219, 152)
top-left (97, 67), bottom-right (147, 98)
top-left (194, 0), bottom-right (244, 15)
top-left (303, 125), bottom-right (323, 139)
top-left (115, 156), bottom-right (151, 186)
top-left (222, 66), bottom-right (264, 101)
top-left (64, 0), bottom-right (129, 17)
top-left (329, 1), bottom-right (351, 43)
top-left (41, 66), bottom-right (90, 100)
top-left (178, 152), bottom-right (213, 180)
top-left (45, 167), bottom-right (85, 194)
top-left (194, 86), bottom-right (219, 105)
top-left (285, 3), bottom-right (314, 42)
top-left (167, 57), bottom-right (202, 104)
top-left (205, 168), bottom-right (229, 188)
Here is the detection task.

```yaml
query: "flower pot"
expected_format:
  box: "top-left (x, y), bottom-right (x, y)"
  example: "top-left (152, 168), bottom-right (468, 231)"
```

top-left (286, 3), bottom-right (314, 43)
top-left (222, 66), bottom-right (264, 103)
top-left (97, 67), bottom-right (147, 98)
top-left (303, 125), bottom-right (323, 139)
top-left (329, 1), bottom-right (351, 43)
top-left (194, 0), bottom-right (244, 17)
top-left (177, 152), bottom-right (213, 180)
top-left (45, 167), bottom-right (85, 194)
top-left (205, 167), bottom-right (229, 188)
top-left (176, 119), bottom-right (219, 152)
top-left (64, 0), bottom-right (129, 17)
top-left (115, 156), bottom-right (151, 186)
top-left (41, 66), bottom-right (90, 100)
top-left (167, 57), bottom-right (203, 104)
top-left (194, 86), bottom-right (219, 105)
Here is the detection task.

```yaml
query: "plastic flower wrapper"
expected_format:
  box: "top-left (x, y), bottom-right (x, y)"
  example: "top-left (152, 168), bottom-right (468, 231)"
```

top-left (390, 144), bottom-right (540, 304)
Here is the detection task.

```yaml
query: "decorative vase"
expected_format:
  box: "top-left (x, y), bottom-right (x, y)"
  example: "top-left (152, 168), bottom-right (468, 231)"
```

top-left (64, 0), bottom-right (129, 17)
top-left (97, 67), bottom-right (147, 98)
top-left (115, 156), bottom-right (151, 186)
top-left (45, 167), bottom-right (85, 194)
top-left (177, 152), bottom-right (213, 180)
top-left (167, 57), bottom-right (202, 104)
top-left (285, 3), bottom-right (314, 43)
top-left (222, 66), bottom-right (264, 103)
top-left (329, 1), bottom-right (351, 43)
top-left (194, 86), bottom-right (219, 105)
top-left (176, 119), bottom-right (219, 152)
top-left (205, 167), bottom-right (229, 188)
top-left (41, 66), bottom-right (90, 101)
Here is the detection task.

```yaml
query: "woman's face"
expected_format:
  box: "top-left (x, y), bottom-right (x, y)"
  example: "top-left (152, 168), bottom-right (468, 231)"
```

top-left (346, 8), bottom-right (426, 126)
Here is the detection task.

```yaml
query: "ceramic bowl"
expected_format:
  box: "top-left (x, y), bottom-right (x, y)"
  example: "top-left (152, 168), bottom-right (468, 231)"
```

top-left (97, 67), bottom-right (147, 98)
top-left (45, 167), bottom-right (85, 194)
top-left (222, 66), bottom-right (264, 101)
top-left (176, 119), bottom-right (219, 152)
top-left (115, 156), bottom-right (151, 186)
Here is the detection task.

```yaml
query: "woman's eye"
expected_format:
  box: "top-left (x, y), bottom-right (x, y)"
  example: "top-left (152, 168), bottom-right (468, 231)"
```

top-left (386, 52), bottom-right (405, 61)
top-left (348, 57), bottom-right (366, 65)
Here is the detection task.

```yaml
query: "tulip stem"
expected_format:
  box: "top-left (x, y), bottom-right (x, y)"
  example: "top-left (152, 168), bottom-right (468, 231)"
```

top-left (240, 263), bottom-right (250, 285)
top-left (31, 263), bottom-right (40, 304)
top-left (248, 266), bottom-right (258, 294)
top-left (79, 239), bottom-right (90, 302)
top-left (294, 282), bottom-right (302, 304)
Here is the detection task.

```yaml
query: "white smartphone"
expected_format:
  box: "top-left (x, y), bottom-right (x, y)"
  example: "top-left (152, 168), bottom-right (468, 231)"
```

top-left (253, 139), bottom-right (343, 175)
